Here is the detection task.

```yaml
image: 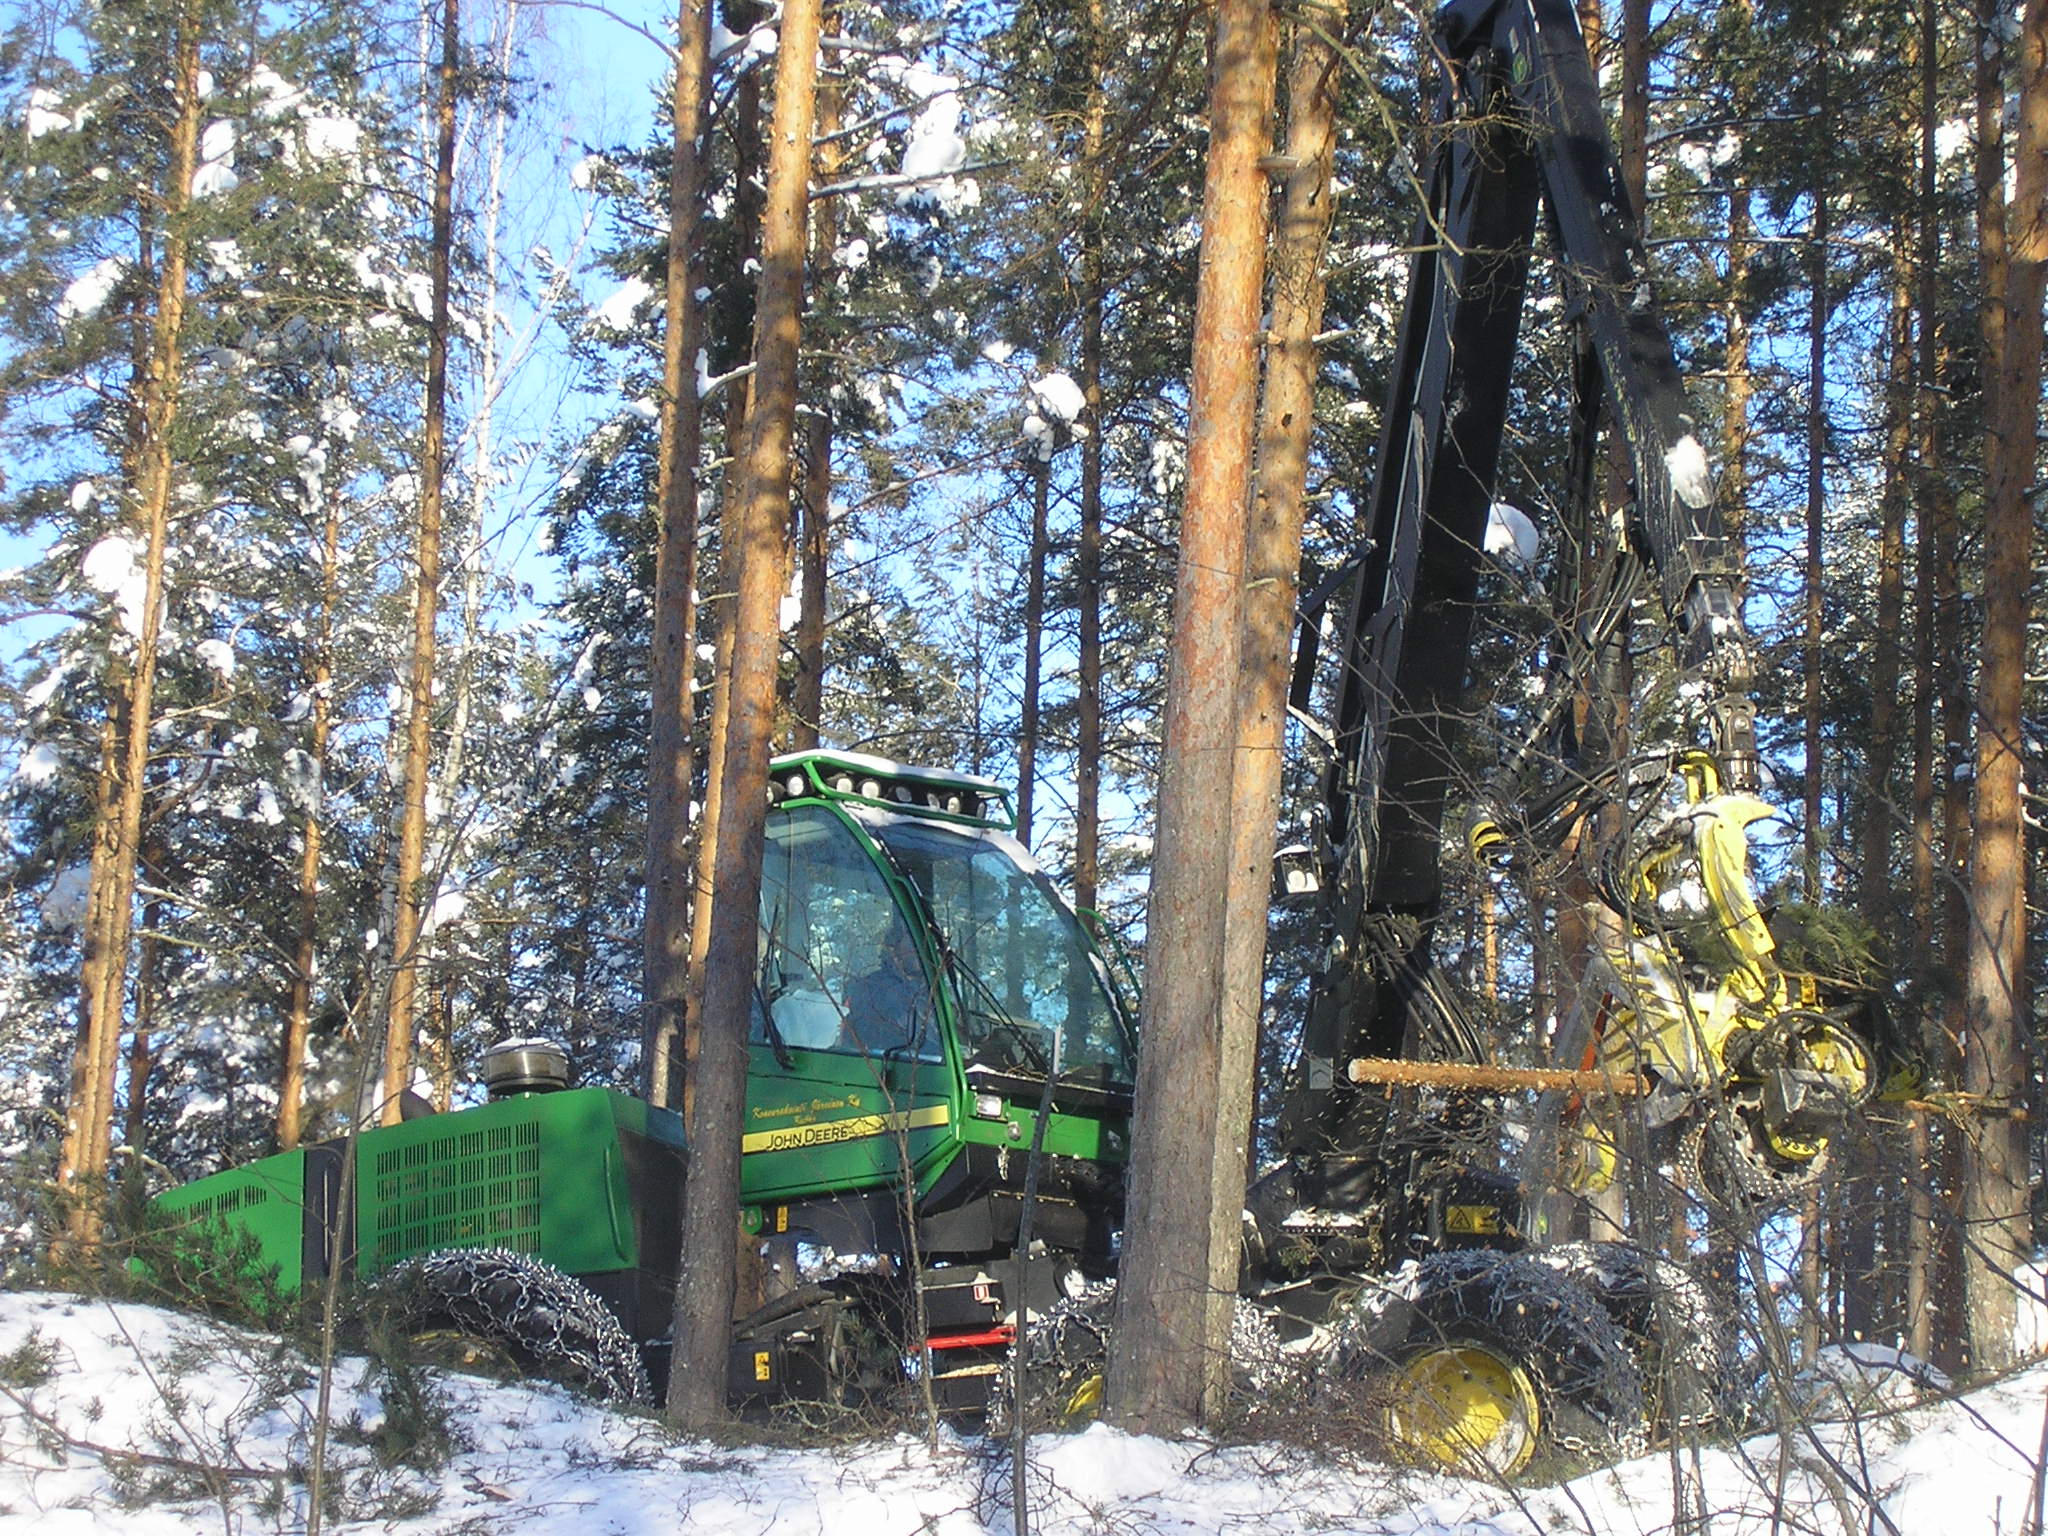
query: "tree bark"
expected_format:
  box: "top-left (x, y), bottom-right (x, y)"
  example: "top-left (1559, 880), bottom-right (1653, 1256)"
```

top-left (1108, 0), bottom-right (1275, 1434)
top-left (1845, 257), bottom-right (1914, 1342)
top-left (1073, 0), bottom-right (1109, 918)
top-left (124, 890), bottom-right (162, 1170)
top-left (1802, 50), bottom-right (1829, 899)
top-left (1962, 0), bottom-right (2046, 1374)
top-left (642, 0), bottom-right (714, 1108)
top-left (1905, 0), bottom-right (1946, 1364)
top-left (679, 34), bottom-right (770, 1120)
top-left (1015, 455), bottom-right (1050, 848)
top-left (667, 0), bottom-right (822, 1427)
top-left (278, 486), bottom-right (344, 1149)
top-left (380, 0), bottom-right (461, 1125)
top-left (1209, 0), bottom-right (1343, 1413)
top-left (789, 80), bottom-right (843, 753)
top-left (55, 2), bottom-right (202, 1256)
top-left (1719, 0), bottom-right (1753, 561)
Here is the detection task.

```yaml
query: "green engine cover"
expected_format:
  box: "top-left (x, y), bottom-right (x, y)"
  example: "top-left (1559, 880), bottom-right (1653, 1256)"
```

top-left (153, 1150), bottom-right (310, 1291)
top-left (356, 1088), bottom-right (679, 1278)
top-left (152, 1089), bottom-right (685, 1296)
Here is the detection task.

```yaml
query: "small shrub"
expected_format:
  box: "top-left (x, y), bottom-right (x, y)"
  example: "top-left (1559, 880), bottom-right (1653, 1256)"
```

top-left (336, 1354), bottom-right (470, 1474)
top-left (0, 1328), bottom-right (59, 1389)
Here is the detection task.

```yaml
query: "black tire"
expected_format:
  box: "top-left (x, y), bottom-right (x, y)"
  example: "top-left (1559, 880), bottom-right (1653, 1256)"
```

top-left (987, 1283), bottom-right (1286, 1434)
top-left (1531, 1242), bottom-right (1735, 1433)
top-left (987, 1282), bottom-right (1116, 1435)
top-left (379, 1247), bottom-right (650, 1405)
top-left (1323, 1249), bottom-right (1648, 1474)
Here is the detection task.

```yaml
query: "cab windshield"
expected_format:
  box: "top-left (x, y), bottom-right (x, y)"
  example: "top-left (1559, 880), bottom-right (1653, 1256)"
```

top-left (861, 813), bottom-right (1136, 1088)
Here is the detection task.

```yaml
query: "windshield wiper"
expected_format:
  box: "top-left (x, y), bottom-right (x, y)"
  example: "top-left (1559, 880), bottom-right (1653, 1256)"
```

top-left (939, 941), bottom-right (1052, 1075)
top-left (751, 976), bottom-right (796, 1070)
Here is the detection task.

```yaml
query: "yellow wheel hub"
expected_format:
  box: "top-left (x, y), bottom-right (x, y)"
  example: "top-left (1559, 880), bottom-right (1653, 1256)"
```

top-left (1387, 1345), bottom-right (1541, 1474)
top-left (1061, 1371), bottom-right (1105, 1423)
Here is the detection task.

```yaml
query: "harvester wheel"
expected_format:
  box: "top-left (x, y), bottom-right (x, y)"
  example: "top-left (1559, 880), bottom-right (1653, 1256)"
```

top-left (987, 1283), bottom-right (1286, 1434)
top-left (986, 1283), bottom-right (1116, 1435)
top-left (1323, 1249), bottom-right (1647, 1476)
top-left (380, 1247), bottom-right (649, 1405)
top-left (1531, 1242), bottom-right (1735, 1434)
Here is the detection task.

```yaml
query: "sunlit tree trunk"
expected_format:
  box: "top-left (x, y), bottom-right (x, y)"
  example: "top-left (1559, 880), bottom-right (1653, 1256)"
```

top-left (278, 490), bottom-right (344, 1149)
top-left (55, 1), bottom-right (202, 1257)
top-left (380, 0), bottom-right (462, 1125)
top-left (789, 80), bottom-right (843, 752)
top-left (1962, 0), bottom-right (2046, 1374)
top-left (668, 0), bottom-right (823, 1427)
top-left (1109, 0), bottom-right (1275, 1434)
top-left (1210, 0), bottom-right (1342, 1385)
top-left (643, 0), bottom-right (715, 1108)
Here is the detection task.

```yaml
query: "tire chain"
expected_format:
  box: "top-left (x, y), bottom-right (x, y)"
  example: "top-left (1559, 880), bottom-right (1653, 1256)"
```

top-left (380, 1247), bottom-right (650, 1405)
top-left (1530, 1241), bottom-right (1735, 1432)
top-left (988, 1281), bottom-right (1293, 1433)
top-left (1326, 1248), bottom-right (1650, 1463)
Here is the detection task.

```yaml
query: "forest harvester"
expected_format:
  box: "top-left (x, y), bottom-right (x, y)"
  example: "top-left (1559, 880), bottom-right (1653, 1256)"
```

top-left (156, 0), bottom-right (1876, 1477)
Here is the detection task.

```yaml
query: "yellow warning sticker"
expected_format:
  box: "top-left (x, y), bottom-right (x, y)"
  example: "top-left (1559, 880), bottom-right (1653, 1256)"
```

top-left (1445, 1204), bottom-right (1501, 1235)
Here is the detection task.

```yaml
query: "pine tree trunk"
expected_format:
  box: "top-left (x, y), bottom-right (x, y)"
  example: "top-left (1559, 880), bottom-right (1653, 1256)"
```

top-left (1802, 53), bottom-right (1829, 899)
top-left (642, 0), bottom-right (714, 1108)
top-left (788, 81), bottom-right (843, 753)
top-left (380, 0), bottom-right (461, 1125)
top-left (1720, 0), bottom-right (1753, 561)
top-left (791, 407), bottom-right (830, 749)
top-left (1209, 0), bottom-right (1342, 1404)
top-left (1015, 455), bottom-right (1050, 847)
top-left (124, 889), bottom-right (162, 1169)
top-left (1861, 260), bottom-right (1913, 958)
top-left (54, 3), bottom-right (203, 1257)
top-left (1904, 9), bottom-right (1945, 1368)
top-left (1073, 0), bottom-right (1108, 917)
top-left (1844, 259), bottom-right (1914, 1343)
top-left (667, 0), bottom-right (822, 1427)
top-left (278, 490), bottom-right (343, 1150)
top-left (1108, 0), bottom-right (1275, 1434)
top-left (679, 47), bottom-right (770, 1121)
top-left (1962, 0), bottom-right (2046, 1374)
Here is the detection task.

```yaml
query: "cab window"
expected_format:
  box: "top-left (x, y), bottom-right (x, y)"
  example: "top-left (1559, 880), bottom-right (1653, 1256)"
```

top-left (751, 806), bottom-right (941, 1060)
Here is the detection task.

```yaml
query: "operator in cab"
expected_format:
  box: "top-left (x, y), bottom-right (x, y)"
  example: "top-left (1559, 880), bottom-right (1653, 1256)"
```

top-left (841, 923), bottom-right (933, 1053)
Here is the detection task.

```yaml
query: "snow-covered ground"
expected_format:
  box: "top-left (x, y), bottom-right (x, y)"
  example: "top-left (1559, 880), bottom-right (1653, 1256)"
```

top-left (2, 1289), bottom-right (2043, 1535)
